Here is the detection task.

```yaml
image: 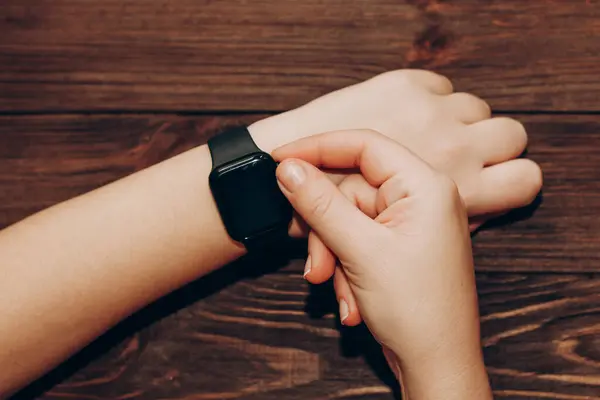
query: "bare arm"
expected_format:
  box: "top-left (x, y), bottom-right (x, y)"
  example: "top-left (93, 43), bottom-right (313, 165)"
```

top-left (0, 122), bottom-right (294, 396)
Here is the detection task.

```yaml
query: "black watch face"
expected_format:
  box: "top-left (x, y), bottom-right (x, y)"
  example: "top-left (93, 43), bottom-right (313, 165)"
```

top-left (209, 153), bottom-right (293, 242)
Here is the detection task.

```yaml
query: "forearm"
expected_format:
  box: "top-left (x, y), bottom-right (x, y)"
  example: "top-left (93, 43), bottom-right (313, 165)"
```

top-left (0, 121), bottom-right (288, 396)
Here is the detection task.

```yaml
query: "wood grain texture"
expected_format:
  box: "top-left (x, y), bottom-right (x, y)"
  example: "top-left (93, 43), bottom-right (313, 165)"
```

top-left (479, 274), bottom-right (600, 400)
top-left (1, 1), bottom-right (599, 112)
top-left (2, 1), bottom-right (599, 399)
top-left (2, 113), bottom-right (600, 272)
top-left (13, 267), bottom-right (600, 399)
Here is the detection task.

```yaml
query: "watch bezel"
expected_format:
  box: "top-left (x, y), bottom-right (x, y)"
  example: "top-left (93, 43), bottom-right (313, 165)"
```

top-left (209, 152), bottom-right (292, 243)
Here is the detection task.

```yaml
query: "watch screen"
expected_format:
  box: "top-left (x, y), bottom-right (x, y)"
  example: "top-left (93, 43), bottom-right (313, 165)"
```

top-left (210, 153), bottom-right (292, 242)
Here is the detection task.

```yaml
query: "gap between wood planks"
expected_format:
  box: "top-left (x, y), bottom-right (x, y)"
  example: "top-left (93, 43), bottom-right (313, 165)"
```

top-left (0, 110), bottom-right (600, 116)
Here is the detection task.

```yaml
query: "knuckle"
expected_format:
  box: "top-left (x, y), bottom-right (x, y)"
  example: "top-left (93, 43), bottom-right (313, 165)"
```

top-left (308, 188), bottom-right (335, 219)
top-left (376, 69), bottom-right (415, 88)
top-left (437, 74), bottom-right (454, 92)
top-left (431, 174), bottom-right (463, 209)
top-left (340, 174), bottom-right (365, 190)
top-left (338, 175), bottom-right (362, 201)
top-left (349, 128), bottom-right (385, 147)
top-left (372, 70), bottom-right (454, 98)
top-left (438, 174), bottom-right (460, 197)
top-left (455, 92), bottom-right (491, 114)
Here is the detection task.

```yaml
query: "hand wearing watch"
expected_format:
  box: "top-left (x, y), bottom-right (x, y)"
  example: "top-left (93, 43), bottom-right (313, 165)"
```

top-left (208, 126), bottom-right (293, 251)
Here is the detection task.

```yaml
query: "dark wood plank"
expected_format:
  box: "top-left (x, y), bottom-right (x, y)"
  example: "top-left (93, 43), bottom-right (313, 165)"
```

top-left (16, 266), bottom-right (600, 399)
top-left (1, 1), bottom-right (598, 112)
top-left (1, 113), bottom-right (600, 272)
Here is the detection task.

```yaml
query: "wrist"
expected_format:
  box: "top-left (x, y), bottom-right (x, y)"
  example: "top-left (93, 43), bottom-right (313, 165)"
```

top-left (247, 115), bottom-right (344, 239)
top-left (248, 112), bottom-right (302, 154)
top-left (392, 347), bottom-right (492, 400)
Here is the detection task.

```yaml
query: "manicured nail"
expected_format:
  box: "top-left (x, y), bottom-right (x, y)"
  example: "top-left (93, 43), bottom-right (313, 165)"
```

top-left (277, 161), bottom-right (306, 192)
top-left (303, 256), bottom-right (312, 278)
top-left (339, 299), bottom-right (349, 324)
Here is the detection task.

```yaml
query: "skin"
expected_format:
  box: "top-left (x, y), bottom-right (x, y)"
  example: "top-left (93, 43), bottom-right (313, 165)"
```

top-left (275, 129), bottom-right (493, 399)
top-left (0, 70), bottom-right (541, 397)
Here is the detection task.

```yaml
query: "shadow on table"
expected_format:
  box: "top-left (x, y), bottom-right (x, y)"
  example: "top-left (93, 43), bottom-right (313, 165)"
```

top-left (476, 192), bottom-right (544, 232)
top-left (305, 279), bottom-right (402, 397)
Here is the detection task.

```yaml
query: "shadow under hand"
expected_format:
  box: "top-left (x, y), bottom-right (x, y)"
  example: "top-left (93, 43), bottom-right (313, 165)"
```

top-left (305, 279), bottom-right (402, 398)
top-left (11, 240), bottom-right (295, 400)
top-left (340, 324), bottom-right (402, 398)
top-left (474, 191), bottom-right (543, 233)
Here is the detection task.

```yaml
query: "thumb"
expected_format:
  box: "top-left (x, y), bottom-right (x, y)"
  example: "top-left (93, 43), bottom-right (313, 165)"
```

top-left (276, 159), bottom-right (376, 257)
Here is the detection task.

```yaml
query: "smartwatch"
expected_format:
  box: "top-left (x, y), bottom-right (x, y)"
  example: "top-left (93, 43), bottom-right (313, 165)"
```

top-left (208, 126), bottom-right (293, 251)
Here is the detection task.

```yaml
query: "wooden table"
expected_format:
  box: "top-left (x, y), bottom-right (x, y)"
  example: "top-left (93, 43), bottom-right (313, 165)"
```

top-left (2, 1), bottom-right (600, 399)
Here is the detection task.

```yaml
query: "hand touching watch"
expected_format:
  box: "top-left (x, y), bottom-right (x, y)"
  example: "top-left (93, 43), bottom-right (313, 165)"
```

top-left (274, 129), bottom-right (493, 400)
top-left (250, 69), bottom-right (541, 324)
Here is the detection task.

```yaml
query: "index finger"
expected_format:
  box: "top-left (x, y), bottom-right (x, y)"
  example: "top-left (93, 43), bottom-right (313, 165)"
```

top-left (272, 129), bottom-right (433, 187)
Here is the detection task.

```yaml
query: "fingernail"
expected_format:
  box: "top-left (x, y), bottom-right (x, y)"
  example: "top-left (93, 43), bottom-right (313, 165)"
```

top-left (278, 161), bottom-right (306, 192)
top-left (303, 256), bottom-right (312, 278)
top-left (339, 299), bottom-right (349, 324)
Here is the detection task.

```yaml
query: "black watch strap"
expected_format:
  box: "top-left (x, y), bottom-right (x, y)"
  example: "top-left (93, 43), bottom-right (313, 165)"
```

top-left (208, 126), bottom-right (261, 168)
top-left (242, 227), bottom-right (290, 253)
